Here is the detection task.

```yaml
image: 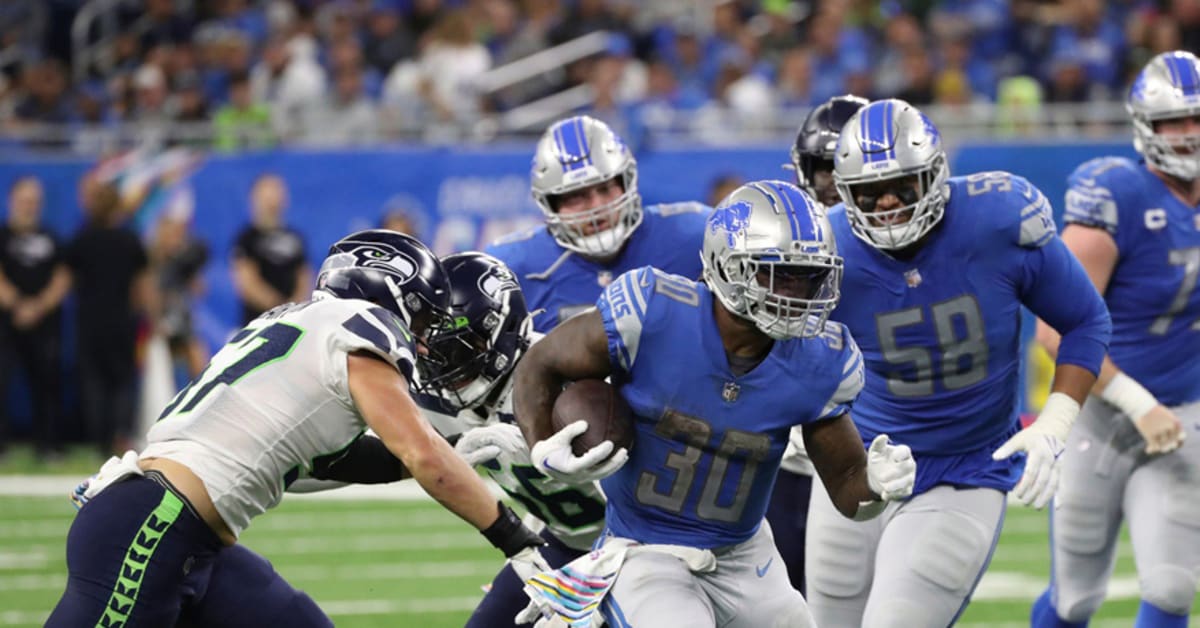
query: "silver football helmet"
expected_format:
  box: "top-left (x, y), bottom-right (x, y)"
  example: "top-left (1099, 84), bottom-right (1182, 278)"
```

top-left (702, 180), bottom-right (843, 340)
top-left (1128, 51), bottom-right (1200, 180)
top-left (531, 115), bottom-right (642, 258)
top-left (833, 99), bottom-right (949, 251)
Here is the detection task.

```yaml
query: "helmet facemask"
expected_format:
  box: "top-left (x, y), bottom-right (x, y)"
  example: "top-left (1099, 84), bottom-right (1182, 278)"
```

top-left (539, 171), bottom-right (643, 258)
top-left (1132, 111), bottom-right (1200, 180)
top-left (419, 294), bottom-right (531, 415)
top-left (710, 246), bottom-right (843, 340)
top-left (837, 154), bottom-right (949, 251)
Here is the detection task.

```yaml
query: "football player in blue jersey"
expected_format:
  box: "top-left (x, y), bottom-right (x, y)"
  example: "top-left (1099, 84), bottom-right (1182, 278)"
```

top-left (766, 93), bottom-right (869, 597)
top-left (1030, 51), bottom-right (1200, 628)
top-left (804, 99), bottom-right (1112, 628)
top-left (513, 180), bottom-right (918, 627)
top-left (485, 115), bottom-right (710, 333)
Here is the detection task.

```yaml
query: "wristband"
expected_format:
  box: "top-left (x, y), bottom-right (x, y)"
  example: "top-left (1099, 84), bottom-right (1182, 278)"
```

top-left (480, 501), bottom-right (544, 558)
top-left (1099, 372), bottom-right (1157, 422)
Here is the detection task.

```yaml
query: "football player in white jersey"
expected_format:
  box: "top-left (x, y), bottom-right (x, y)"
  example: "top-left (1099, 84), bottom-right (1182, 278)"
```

top-left (49, 230), bottom-right (547, 628)
top-left (417, 252), bottom-right (609, 627)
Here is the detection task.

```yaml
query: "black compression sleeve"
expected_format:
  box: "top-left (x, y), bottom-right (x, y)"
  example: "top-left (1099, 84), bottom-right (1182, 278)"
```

top-left (310, 435), bottom-right (410, 484)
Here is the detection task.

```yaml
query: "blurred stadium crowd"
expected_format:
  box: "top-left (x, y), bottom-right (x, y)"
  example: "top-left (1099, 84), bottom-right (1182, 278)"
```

top-left (0, 0), bottom-right (1195, 151)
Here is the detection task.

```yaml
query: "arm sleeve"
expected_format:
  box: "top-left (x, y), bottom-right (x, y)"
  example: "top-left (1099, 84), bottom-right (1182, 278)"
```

top-left (1019, 236), bottom-right (1111, 375)
top-left (309, 434), bottom-right (410, 483)
top-left (595, 266), bottom-right (660, 375)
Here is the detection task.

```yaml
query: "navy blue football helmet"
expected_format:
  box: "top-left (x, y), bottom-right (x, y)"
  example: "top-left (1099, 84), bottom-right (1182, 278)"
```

top-left (315, 229), bottom-right (451, 341)
top-left (422, 252), bottom-right (531, 416)
top-left (790, 94), bottom-right (869, 206)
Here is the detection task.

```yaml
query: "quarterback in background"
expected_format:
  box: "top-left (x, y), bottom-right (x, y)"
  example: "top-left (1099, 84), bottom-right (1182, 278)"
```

top-left (805, 99), bottom-right (1111, 627)
top-left (486, 114), bottom-right (709, 333)
top-left (515, 181), bottom-right (916, 627)
top-left (1031, 50), bottom-right (1200, 628)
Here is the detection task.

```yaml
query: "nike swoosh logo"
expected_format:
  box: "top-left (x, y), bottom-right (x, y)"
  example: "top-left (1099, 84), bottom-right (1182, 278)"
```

top-left (756, 557), bottom-right (773, 578)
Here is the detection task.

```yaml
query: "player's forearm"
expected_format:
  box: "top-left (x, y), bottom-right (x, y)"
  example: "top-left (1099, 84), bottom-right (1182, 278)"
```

top-left (405, 436), bottom-right (503, 530)
top-left (1048, 363), bottom-right (1097, 407)
top-left (512, 348), bottom-right (562, 447)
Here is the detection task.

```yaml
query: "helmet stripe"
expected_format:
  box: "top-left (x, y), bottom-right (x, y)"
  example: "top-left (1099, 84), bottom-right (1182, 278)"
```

top-left (860, 101), bottom-right (897, 164)
top-left (1165, 53), bottom-right (1200, 95)
top-left (554, 117), bottom-right (592, 172)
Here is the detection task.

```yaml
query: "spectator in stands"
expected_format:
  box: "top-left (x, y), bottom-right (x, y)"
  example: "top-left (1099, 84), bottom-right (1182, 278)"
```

top-left (0, 177), bottom-right (70, 460)
top-left (301, 66), bottom-right (379, 146)
top-left (491, 0), bottom-right (563, 108)
top-left (364, 0), bottom-right (415, 75)
top-left (67, 176), bottom-right (154, 456)
top-left (1049, 0), bottom-right (1126, 96)
top-left (150, 204), bottom-right (209, 381)
top-left (231, 174), bottom-right (311, 325)
top-left (250, 34), bottom-right (327, 140)
top-left (214, 71), bottom-right (274, 152)
top-left (774, 46), bottom-right (815, 108)
top-left (896, 48), bottom-right (936, 105)
top-left (12, 60), bottom-right (72, 132)
top-left (806, 8), bottom-right (873, 104)
top-left (417, 9), bottom-right (492, 126)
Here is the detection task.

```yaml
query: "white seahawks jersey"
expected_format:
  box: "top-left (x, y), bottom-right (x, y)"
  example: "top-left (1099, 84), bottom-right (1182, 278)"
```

top-left (780, 426), bottom-right (814, 476)
top-left (417, 333), bottom-right (607, 551)
top-left (142, 297), bottom-right (416, 537)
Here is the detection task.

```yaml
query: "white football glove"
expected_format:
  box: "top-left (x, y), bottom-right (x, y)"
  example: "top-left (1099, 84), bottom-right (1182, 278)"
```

top-left (455, 422), bottom-right (531, 467)
top-left (992, 392), bottom-right (1079, 509)
top-left (866, 434), bottom-right (916, 502)
top-left (531, 420), bottom-right (628, 485)
top-left (510, 545), bottom-right (556, 625)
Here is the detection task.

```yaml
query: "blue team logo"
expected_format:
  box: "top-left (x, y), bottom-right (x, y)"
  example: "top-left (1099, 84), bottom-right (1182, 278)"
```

top-left (710, 200), bottom-right (753, 246)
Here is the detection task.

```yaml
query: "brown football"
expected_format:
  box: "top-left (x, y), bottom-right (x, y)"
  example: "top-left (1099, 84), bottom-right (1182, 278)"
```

top-left (551, 379), bottom-right (635, 458)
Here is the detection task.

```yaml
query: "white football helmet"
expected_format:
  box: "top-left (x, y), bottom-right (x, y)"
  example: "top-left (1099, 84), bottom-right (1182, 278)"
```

top-left (833, 99), bottom-right (950, 251)
top-left (530, 115), bottom-right (642, 258)
top-left (1128, 51), bottom-right (1200, 180)
top-left (702, 180), bottom-right (843, 340)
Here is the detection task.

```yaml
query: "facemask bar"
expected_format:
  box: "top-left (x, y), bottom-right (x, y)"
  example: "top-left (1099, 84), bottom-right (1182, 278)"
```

top-left (1132, 110), bottom-right (1200, 180)
top-left (721, 249), bottom-right (843, 340)
top-left (837, 154), bottom-right (948, 250)
top-left (539, 170), bottom-right (643, 258)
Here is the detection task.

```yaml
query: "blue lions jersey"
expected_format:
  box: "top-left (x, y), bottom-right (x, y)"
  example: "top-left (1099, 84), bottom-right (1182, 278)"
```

top-left (486, 202), bottom-right (709, 333)
top-left (829, 172), bottom-right (1109, 494)
top-left (596, 267), bottom-right (863, 548)
top-left (1065, 157), bottom-right (1200, 406)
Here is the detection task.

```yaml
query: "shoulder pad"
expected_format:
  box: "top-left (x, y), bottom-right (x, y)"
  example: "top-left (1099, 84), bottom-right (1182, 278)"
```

top-left (956, 171), bottom-right (1056, 249)
top-left (325, 299), bottom-right (418, 380)
top-left (1063, 157), bottom-right (1142, 235)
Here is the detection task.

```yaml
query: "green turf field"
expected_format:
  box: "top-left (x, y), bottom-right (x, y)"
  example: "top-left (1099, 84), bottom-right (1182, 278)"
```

top-left (0, 484), bottom-right (1193, 627)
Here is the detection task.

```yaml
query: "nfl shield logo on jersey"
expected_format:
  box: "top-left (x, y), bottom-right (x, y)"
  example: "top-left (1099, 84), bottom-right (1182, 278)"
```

top-left (597, 271), bottom-right (613, 287)
top-left (722, 382), bottom-right (740, 403)
top-left (904, 269), bottom-right (923, 288)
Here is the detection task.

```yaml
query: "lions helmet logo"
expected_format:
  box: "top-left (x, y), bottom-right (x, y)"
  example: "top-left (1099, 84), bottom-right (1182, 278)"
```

top-left (709, 200), bottom-right (753, 247)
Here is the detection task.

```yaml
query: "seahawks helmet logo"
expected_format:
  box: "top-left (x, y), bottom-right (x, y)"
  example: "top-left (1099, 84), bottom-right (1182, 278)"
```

top-left (317, 244), bottom-right (418, 284)
top-left (477, 264), bottom-right (519, 299)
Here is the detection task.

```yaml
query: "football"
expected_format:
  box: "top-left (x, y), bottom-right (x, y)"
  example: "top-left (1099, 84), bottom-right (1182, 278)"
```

top-left (551, 379), bottom-right (635, 458)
